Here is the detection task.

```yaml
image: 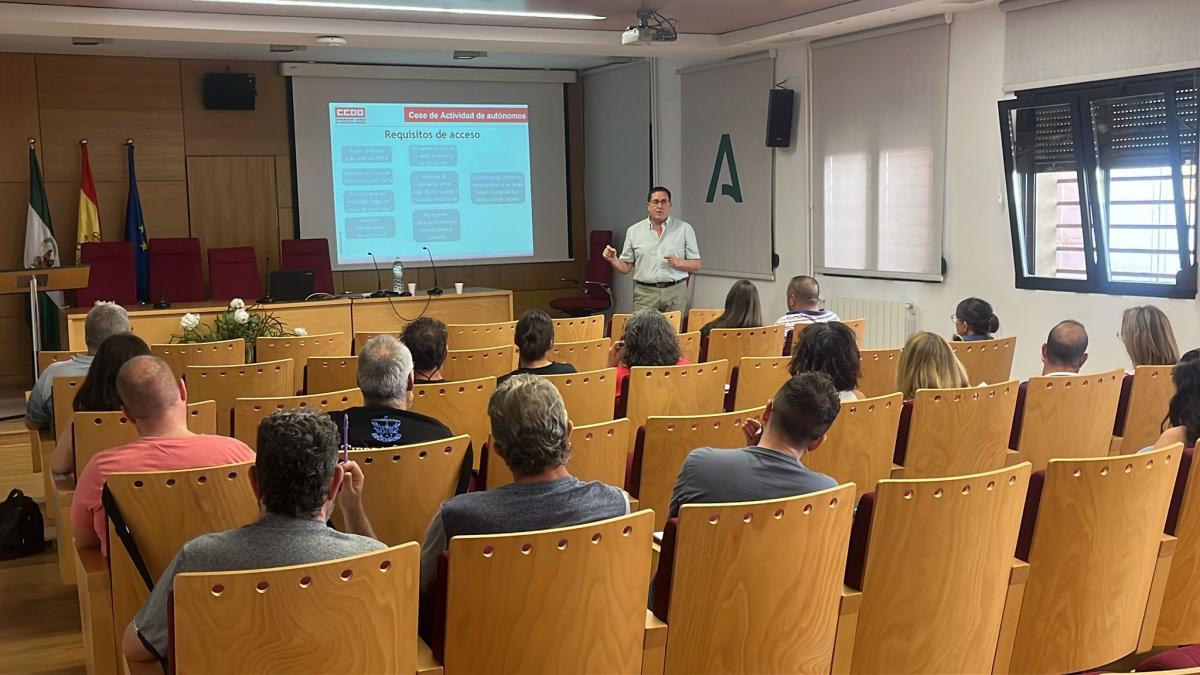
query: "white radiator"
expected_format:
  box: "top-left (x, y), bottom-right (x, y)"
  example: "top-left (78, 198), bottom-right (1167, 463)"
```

top-left (825, 297), bottom-right (916, 349)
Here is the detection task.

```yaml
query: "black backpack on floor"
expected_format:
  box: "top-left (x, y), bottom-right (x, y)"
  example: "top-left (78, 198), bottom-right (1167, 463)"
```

top-left (0, 489), bottom-right (47, 560)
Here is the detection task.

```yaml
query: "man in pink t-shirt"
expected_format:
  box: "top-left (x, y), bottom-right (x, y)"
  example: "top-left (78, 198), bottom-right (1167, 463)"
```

top-left (71, 355), bottom-right (255, 555)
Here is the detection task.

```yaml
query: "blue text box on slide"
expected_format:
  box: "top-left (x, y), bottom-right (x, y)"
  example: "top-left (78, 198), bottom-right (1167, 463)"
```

top-left (413, 210), bottom-right (462, 242)
top-left (345, 216), bottom-right (396, 239)
top-left (342, 168), bottom-right (393, 186)
top-left (411, 172), bottom-right (459, 204)
top-left (341, 146), bottom-right (392, 163)
top-left (344, 190), bottom-right (394, 213)
top-left (470, 172), bottom-right (526, 204)
top-left (409, 145), bottom-right (458, 167)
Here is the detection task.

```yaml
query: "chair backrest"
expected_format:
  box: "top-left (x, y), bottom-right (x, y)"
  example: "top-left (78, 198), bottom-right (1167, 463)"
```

top-left (638, 406), bottom-right (765, 531)
top-left (51, 376), bottom-right (85, 439)
top-left (548, 337), bottom-right (611, 372)
top-left (306, 356), bottom-right (359, 395)
top-left (858, 347), bottom-right (903, 398)
top-left (443, 512), bottom-right (652, 674)
top-left (1156, 447), bottom-right (1200, 645)
top-left (148, 237), bottom-right (205, 303)
top-left (280, 238), bottom-right (335, 295)
top-left (551, 316), bottom-right (605, 343)
top-left (950, 336), bottom-right (1017, 386)
top-left (72, 401), bottom-right (216, 476)
top-left (542, 368), bottom-right (617, 426)
top-left (676, 331), bottom-right (701, 364)
top-left (255, 332), bottom-right (348, 393)
top-left (335, 435), bottom-right (471, 546)
top-left (732, 356), bottom-right (790, 411)
top-left (77, 241), bottom-right (136, 306)
top-left (1008, 445), bottom-right (1181, 674)
top-left (353, 331), bottom-right (402, 353)
top-left (851, 463), bottom-right (1032, 674)
top-left (905, 380), bottom-right (1019, 479)
top-left (38, 350), bottom-right (83, 376)
top-left (232, 389), bottom-right (363, 450)
top-left (625, 360), bottom-right (729, 446)
top-left (1119, 365), bottom-right (1177, 454)
top-left (151, 339), bottom-right (246, 379)
top-left (685, 308), bottom-right (723, 333)
top-left (185, 359), bottom-right (295, 435)
top-left (443, 346), bottom-right (515, 381)
top-left (446, 321), bottom-right (517, 350)
top-left (584, 230), bottom-right (614, 294)
top-left (705, 326), bottom-right (786, 382)
top-left (1015, 369), bottom-right (1124, 470)
top-left (805, 393), bottom-right (904, 500)
top-left (172, 544), bottom-right (418, 675)
top-left (665, 485), bottom-right (855, 674)
top-left (611, 310), bottom-right (681, 338)
top-left (412, 377), bottom-right (496, 468)
top-left (485, 418), bottom-right (630, 491)
top-left (842, 318), bottom-right (866, 348)
top-left (207, 246), bottom-right (264, 301)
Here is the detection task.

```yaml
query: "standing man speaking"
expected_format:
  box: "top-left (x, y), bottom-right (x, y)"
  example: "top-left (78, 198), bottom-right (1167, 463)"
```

top-left (602, 186), bottom-right (702, 313)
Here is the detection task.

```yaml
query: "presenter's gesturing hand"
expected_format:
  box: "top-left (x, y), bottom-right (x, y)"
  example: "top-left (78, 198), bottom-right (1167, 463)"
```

top-left (603, 245), bottom-right (618, 260)
top-left (603, 244), bottom-right (632, 274)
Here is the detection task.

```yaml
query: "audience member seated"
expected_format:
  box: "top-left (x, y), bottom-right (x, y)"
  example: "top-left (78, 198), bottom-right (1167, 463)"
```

top-left (609, 309), bottom-right (691, 396)
top-left (497, 309), bottom-right (577, 385)
top-left (897, 331), bottom-right (969, 399)
top-left (418, 375), bottom-right (628, 598)
top-left (1154, 349), bottom-right (1200, 451)
top-left (122, 408), bottom-right (383, 664)
top-left (328, 335), bottom-right (452, 448)
top-left (667, 372), bottom-right (840, 519)
top-left (402, 317), bottom-right (449, 384)
top-left (788, 322), bottom-right (862, 401)
top-left (698, 279), bottom-right (763, 339)
top-left (1009, 320), bottom-right (1090, 448)
top-left (50, 333), bottom-right (151, 475)
top-left (1115, 305), bottom-right (1180, 438)
top-left (951, 297), bottom-right (1000, 342)
top-left (26, 302), bottom-right (131, 430)
top-left (774, 275), bottom-right (839, 334)
top-left (70, 356), bottom-right (256, 555)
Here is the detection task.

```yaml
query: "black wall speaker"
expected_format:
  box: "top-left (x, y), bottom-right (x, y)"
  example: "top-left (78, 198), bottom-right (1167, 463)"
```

top-left (202, 73), bottom-right (257, 111)
top-left (765, 88), bottom-right (795, 148)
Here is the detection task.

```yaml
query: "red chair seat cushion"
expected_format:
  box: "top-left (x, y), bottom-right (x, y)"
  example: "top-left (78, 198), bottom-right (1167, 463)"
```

top-left (1135, 643), bottom-right (1200, 671)
top-left (549, 297), bottom-right (610, 312)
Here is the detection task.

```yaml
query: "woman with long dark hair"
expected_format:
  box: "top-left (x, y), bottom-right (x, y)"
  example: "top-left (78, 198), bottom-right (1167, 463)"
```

top-left (1154, 349), bottom-right (1200, 450)
top-left (699, 280), bottom-right (763, 339)
top-left (788, 322), bottom-right (862, 401)
top-left (952, 297), bottom-right (1000, 341)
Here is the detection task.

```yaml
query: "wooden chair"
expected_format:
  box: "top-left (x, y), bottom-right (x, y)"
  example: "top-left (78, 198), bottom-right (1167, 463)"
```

top-left (685, 308), bottom-right (723, 333)
top-left (306, 356), bottom-right (359, 395)
top-left (334, 435), bottom-right (471, 546)
top-left (443, 345), bottom-right (515, 381)
top-left (847, 463), bottom-right (1031, 674)
top-left (842, 318), bottom-right (866, 348)
top-left (636, 407), bottom-right (765, 531)
top-left (731, 356), bottom-right (790, 411)
top-left (354, 331), bottom-right (402, 353)
top-left (676, 331), bottom-right (701, 364)
top-left (950, 336), bottom-right (1017, 386)
top-left (151, 338), bottom-right (246, 379)
top-left (805, 393), bottom-right (904, 500)
top-left (624, 361), bottom-right (730, 446)
top-left (658, 485), bottom-right (855, 674)
top-left (255, 332), bottom-right (347, 394)
top-left (1115, 365), bottom-right (1176, 455)
top-left (440, 512), bottom-right (654, 674)
top-left (858, 347), bottom-right (902, 398)
top-left (51, 376), bottom-right (85, 439)
top-left (1156, 446), bottom-right (1200, 645)
top-left (1002, 445), bottom-right (1181, 674)
top-left (611, 310), bottom-right (681, 338)
top-left (486, 418), bottom-right (631, 492)
top-left (173, 544), bottom-right (419, 675)
top-left (901, 381), bottom-right (1019, 479)
top-left (447, 320), bottom-right (517, 350)
top-left (543, 368), bottom-right (617, 426)
top-left (705, 326), bottom-right (786, 383)
top-left (552, 315), bottom-right (605, 343)
top-left (38, 350), bottom-right (83, 375)
top-left (1013, 369), bottom-right (1124, 471)
top-left (549, 338), bottom-right (611, 372)
top-left (412, 377), bottom-right (496, 470)
top-left (232, 389), bottom-right (363, 450)
top-left (185, 359), bottom-right (295, 436)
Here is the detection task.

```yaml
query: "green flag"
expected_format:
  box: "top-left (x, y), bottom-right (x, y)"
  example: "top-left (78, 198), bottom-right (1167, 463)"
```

top-left (24, 147), bottom-right (62, 351)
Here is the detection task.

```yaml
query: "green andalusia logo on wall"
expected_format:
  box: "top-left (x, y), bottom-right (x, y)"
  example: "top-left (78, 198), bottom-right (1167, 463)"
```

top-left (706, 133), bottom-right (743, 203)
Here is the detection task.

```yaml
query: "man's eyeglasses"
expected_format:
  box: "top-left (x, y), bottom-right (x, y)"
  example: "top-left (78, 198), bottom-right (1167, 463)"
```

top-left (649, 199), bottom-right (671, 205)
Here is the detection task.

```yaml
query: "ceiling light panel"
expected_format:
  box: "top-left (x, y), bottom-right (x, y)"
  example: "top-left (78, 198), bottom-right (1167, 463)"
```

top-left (185, 0), bottom-right (606, 20)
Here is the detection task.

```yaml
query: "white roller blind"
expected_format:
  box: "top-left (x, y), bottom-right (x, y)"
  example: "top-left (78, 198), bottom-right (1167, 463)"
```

top-left (811, 19), bottom-right (949, 282)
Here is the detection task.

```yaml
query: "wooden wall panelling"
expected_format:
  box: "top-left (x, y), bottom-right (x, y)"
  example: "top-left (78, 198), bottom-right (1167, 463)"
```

top-left (0, 54), bottom-right (41, 183)
top-left (180, 61), bottom-right (290, 157)
top-left (186, 156), bottom-right (279, 281)
top-left (44, 180), bottom-right (190, 263)
top-left (0, 182), bottom-right (33, 385)
top-left (275, 155), bottom-right (292, 210)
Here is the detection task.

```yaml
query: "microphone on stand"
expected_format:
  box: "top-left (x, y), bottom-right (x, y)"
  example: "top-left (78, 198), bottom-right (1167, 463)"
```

top-left (256, 256), bottom-right (273, 304)
top-left (367, 252), bottom-right (399, 298)
top-left (423, 246), bottom-right (443, 296)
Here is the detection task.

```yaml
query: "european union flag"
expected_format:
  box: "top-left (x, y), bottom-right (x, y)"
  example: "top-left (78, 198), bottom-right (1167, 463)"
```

top-left (124, 143), bottom-right (149, 303)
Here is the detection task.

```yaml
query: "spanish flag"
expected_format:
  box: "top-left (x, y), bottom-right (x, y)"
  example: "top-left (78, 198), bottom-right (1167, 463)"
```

top-left (76, 141), bottom-right (101, 258)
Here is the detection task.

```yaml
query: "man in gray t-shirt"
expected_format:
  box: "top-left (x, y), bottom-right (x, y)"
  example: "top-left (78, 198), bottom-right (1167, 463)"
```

top-left (668, 372), bottom-right (842, 518)
top-left (122, 409), bottom-right (385, 664)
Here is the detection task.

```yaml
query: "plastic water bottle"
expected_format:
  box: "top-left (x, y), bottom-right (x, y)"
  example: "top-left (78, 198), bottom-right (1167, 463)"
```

top-left (392, 259), bottom-right (404, 293)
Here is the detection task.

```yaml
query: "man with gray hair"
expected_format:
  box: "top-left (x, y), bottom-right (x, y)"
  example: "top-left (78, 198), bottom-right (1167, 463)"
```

top-left (26, 302), bottom-right (132, 430)
top-left (329, 334), bottom-right (451, 448)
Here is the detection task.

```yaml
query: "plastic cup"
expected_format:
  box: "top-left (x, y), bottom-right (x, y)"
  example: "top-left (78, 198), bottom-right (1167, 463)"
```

top-left (407, 282), bottom-right (417, 295)
top-left (455, 282), bottom-right (464, 294)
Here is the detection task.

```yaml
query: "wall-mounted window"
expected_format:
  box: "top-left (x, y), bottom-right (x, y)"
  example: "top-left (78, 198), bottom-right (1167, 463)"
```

top-left (999, 71), bottom-right (1198, 298)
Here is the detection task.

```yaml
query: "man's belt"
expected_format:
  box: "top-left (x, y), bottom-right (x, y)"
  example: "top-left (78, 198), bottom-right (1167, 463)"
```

top-left (635, 279), bottom-right (685, 288)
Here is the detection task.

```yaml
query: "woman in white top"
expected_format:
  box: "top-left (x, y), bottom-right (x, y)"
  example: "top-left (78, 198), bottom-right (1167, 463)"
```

top-left (788, 322), bottom-right (863, 401)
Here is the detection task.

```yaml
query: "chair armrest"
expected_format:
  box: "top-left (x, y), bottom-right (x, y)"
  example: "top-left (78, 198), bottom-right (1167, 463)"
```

top-left (416, 637), bottom-right (443, 675)
top-left (1137, 534), bottom-right (1178, 654)
top-left (993, 560), bottom-right (1031, 674)
top-left (642, 609), bottom-right (667, 675)
top-left (832, 586), bottom-right (862, 675)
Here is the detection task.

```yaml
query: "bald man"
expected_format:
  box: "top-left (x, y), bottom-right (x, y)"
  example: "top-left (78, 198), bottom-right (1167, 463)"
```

top-left (1041, 319), bottom-right (1089, 375)
top-left (71, 356), bottom-right (255, 555)
top-left (775, 275), bottom-right (840, 332)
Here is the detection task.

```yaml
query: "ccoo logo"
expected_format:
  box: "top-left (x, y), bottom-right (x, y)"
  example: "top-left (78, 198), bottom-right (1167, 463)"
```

top-left (334, 107), bottom-right (367, 119)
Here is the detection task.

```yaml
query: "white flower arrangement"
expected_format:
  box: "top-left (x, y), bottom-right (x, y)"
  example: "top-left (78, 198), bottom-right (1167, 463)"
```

top-left (228, 298), bottom-right (246, 311)
top-left (233, 308), bottom-right (250, 324)
top-left (180, 312), bottom-right (201, 331)
top-left (172, 303), bottom-right (299, 361)
top-left (293, 327), bottom-right (308, 336)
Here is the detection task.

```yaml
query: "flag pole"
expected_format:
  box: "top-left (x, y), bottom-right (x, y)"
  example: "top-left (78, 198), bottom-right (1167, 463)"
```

top-left (27, 138), bottom-right (40, 363)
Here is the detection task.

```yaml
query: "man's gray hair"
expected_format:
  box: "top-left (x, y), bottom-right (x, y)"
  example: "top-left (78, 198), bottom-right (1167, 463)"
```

top-left (84, 303), bottom-right (132, 350)
top-left (488, 374), bottom-right (570, 478)
top-left (357, 334), bottom-right (413, 403)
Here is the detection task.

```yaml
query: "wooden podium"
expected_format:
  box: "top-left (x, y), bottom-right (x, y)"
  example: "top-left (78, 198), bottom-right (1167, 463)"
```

top-left (0, 265), bottom-right (90, 373)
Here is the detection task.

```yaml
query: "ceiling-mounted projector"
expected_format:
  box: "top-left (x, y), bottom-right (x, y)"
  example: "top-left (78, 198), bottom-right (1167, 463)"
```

top-left (622, 9), bottom-right (678, 45)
